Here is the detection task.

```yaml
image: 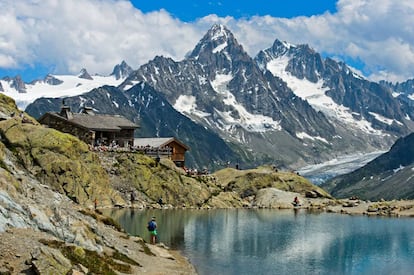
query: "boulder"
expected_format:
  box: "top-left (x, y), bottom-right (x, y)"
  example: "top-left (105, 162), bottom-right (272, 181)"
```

top-left (305, 191), bottom-right (318, 198)
top-left (31, 246), bottom-right (72, 275)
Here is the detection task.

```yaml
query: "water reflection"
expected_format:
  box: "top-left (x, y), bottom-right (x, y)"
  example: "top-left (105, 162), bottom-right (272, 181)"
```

top-left (104, 209), bottom-right (414, 275)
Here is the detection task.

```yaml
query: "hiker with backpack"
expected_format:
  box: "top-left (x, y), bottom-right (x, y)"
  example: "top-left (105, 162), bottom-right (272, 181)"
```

top-left (147, 216), bottom-right (157, 244)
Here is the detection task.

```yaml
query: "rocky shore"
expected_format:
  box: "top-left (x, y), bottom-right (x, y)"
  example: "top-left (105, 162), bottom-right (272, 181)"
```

top-left (0, 169), bottom-right (196, 274)
top-left (246, 185), bottom-right (414, 217)
top-left (141, 188), bottom-right (414, 218)
top-left (1, 180), bottom-right (412, 275)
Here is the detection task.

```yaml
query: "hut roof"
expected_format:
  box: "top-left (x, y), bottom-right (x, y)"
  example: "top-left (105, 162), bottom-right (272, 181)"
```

top-left (45, 112), bottom-right (138, 131)
top-left (69, 113), bottom-right (138, 131)
top-left (134, 137), bottom-right (189, 150)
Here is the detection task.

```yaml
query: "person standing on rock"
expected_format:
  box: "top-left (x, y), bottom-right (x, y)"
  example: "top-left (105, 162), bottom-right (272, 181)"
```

top-left (147, 216), bottom-right (157, 244)
top-left (130, 190), bottom-right (136, 207)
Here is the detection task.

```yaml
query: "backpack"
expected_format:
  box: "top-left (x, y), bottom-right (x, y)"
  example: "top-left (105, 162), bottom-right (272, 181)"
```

top-left (147, 221), bottom-right (156, 231)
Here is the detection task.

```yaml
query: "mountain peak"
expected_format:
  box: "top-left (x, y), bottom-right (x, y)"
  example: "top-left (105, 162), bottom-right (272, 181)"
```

top-left (11, 75), bottom-right (27, 93)
top-left (188, 24), bottom-right (246, 65)
top-left (207, 24), bottom-right (232, 41)
top-left (44, 74), bottom-right (63, 85)
top-left (111, 60), bottom-right (133, 80)
top-left (78, 68), bottom-right (93, 80)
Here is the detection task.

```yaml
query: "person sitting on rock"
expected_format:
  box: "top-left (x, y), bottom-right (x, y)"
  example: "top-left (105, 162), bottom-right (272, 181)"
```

top-left (292, 196), bottom-right (301, 207)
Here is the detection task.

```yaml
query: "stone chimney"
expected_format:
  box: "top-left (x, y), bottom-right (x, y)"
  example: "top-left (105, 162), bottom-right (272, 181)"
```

top-left (60, 101), bottom-right (72, 120)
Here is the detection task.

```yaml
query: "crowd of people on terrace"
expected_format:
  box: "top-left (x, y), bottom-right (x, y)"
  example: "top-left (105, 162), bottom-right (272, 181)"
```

top-left (90, 139), bottom-right (172, 155)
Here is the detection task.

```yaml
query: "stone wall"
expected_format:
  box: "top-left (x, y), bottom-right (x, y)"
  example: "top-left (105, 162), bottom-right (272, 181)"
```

top-left (42, 114), bottom-right (94, 145)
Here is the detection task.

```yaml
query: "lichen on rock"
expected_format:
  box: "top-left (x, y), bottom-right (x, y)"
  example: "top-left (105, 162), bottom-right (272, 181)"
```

top-left (0, 112), bottom-right (124, 208)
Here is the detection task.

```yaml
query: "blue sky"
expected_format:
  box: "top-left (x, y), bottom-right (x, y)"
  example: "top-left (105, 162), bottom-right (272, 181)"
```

top-left (1, 0), bottom-right (414, 83)
top-left (132, 1), bottom-right (338, 21)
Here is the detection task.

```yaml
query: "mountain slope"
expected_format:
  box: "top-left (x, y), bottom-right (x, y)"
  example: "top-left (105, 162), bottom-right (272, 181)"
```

top-left (322, 132), bottom-right (414, 200)
top-left (380, 79), bottom-right (414, 124)
top-left (120, 24), bottom-right (358, 168)
top-left (255, 39), bottom-right (412, 137)
top-left (124, 25), bottom-right (336, 138)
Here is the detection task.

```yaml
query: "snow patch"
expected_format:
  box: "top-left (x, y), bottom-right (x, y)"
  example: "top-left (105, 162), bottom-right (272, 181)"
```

top-left (211, 25), bottom-right (228, 41)
top-left (296, 132), bottom-right (329, 144)
top-left (1, 74), bottom-right (125, 110)
top-left (213, 42), bottom-right (227, 53)
top-left (393, 165), bottom-right (404, 173)
top-left (392, 92), bottom-right (401, 98)
top-left (266, 57), bottom-right (383, 135)
top-left (174, 95), bottom-right (210, 118)
top-left (198, 76), bottom-right (208, 85)
top-left (210, 74), bottom-right (281, 132)
top-left (123, 81), bottom-right (140, 91)
top-left (369, 112), bottom-right (402, 126)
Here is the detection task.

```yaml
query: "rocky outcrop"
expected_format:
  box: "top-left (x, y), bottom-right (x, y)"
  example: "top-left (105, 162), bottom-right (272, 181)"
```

top-left (31, 246), bottom-right (73, 275)
top-left (44, 74), bottom-right (64, 85)
top-left (0, 119), bottom-right (124, 207)
top-left (99, 152), bottom-right (333, 209)
top-left (111, 60), bottom-right (133, 80)
top-left (11, 75), bottom-right (27, 93)
top-left (78, 68), bottom-right (93, 80)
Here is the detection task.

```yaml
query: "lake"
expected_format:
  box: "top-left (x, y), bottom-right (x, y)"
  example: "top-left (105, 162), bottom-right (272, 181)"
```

top-left (103, 208), bottom-right (414, 275)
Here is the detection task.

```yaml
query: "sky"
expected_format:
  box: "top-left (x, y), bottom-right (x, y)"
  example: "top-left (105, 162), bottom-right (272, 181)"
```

top-left (1, 0), bottom-right (414, 83)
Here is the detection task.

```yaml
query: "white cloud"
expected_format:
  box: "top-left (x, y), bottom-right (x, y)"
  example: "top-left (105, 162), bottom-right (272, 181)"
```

top-left (1, 0), bottom-right (414, 82)
top-left (0, 0), bottom-right (201, 76)
top-left (219, 0), bottom-right (414, 82)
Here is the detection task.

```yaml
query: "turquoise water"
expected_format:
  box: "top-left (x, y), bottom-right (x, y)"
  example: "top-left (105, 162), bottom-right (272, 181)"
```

top-left (104, 209), bottom-right (414, 275)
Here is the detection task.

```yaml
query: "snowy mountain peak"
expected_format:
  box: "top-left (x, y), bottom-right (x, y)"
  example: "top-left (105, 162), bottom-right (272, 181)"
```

top-left (255, 38), bottom-right (410, 138)
top-left (257, 39), bottom-right (317, 67)
top-left (188, 24), bottom-right (243, 61)
top-left (270, 39), bottom-right (294, 56)
top-left (1, 70), bottom-right (125, 110)
top-left (3, 75), bottom-right (27, 93)
top-left (208, 24), bottom-right (231, 41)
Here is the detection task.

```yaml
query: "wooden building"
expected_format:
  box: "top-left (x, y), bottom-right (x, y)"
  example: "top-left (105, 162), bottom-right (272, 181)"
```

top-left (38, 106), bottom-right (139, 147)
top-left (134, 137), bottom-right (189, 167)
